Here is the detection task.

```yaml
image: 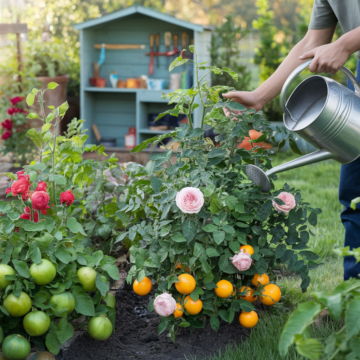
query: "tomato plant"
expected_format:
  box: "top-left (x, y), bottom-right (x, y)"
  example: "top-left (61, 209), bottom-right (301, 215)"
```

top-left (0, 84), bottom-right (121, 355)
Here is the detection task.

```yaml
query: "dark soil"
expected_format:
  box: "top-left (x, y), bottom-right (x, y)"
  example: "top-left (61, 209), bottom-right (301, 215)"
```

top-left (58, 284), bottom-right (250, 360)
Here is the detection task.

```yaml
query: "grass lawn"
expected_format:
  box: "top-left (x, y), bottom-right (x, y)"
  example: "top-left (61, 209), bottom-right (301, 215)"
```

top-left (192, 151), bottom-right (345, 360)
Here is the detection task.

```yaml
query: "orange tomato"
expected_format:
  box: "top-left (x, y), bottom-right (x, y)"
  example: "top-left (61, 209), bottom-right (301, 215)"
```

top-left (260, 284), bottom-right (281, 306)
top-left (239, 245), bottom-right (254, 256)
top-left (239, 311), bottom-right (258, 328)
top-left (252, 273), bottom-right (270, 287)
top-left (175, 263), bottom-right (182, 270)
top-left (176, 263), bottom-right (191, 272)
top-left (184, 295), bottom-right (203, 315)
top-left (249, 129), bottom-right (263, 140)
top-left (238, 130), bottom-right (272, 151)
top-left (215, 280), bottom-right (234, 298)
top-left (239, 286), bottom-right (258, 303)
top-left (133, 277), bottom-right (152, 296)
top-left (175, 274), bottom-right (196, 294)
top-left (174, 303), bottom-right (183, 318)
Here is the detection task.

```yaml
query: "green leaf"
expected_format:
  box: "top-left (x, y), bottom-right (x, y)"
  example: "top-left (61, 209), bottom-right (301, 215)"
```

top-left (275, 244), bottom-right (287, 259)
top-left (95, 273), bottom-right (109, 296)
top-left (131, 132), bottom-right (178, 153)
top-left (346, 299), bottom-right (360, 339)
top-left (32, 88), bottom-right (39, 94)
top-left (26, 112), bottom-right (39, 119)
top-left (208, 148), bottom-right (227, 159)
top-left (289, 139), bottom-right (302, 155)
top-left (186, 128), bottom-right (204, 139)
top-left (59, 101), bottom-right (69, 116)
top-left (46, 113), bottom-right (55, 124)
top-left (42, 123), bottom-right (51, 132)
top-left (295, 336), bottom-right (323, 360)
top-left (312, 292), bottom-right (342, 321)
top-left (55, 247), bottom-right (71, 264)
top-left (26, 128), bottom-right (43, 148)
top-left (182, 220), bottom-right (196, 242)
top-left (49, 175), bottom-right (66, 185)
top-left (299, 251), bottom-right (319, 261)
top-left (29, 243), bottom-right (42, 264)
top-left (18, 219), bottom-right (45, 232)
top-left (169, 55), bottom-right (189, 71)
top-left (66, 217), bottom-right (86, 236)
top-left (225, 195), bottom-right (238, 210)
top-left (72, 287), bottom-right (95, 316)
top-left (206, 247), bottom-right (220, 257)
top-left (26, 93), bottom-right (35, 106)
top-left (222, 67), bottom-right (239, 81)
top-left (150, 176), bottom-right (162, 193)
top-left (102, 263), bottom-right (120, 280)
top-left (213, 230), bottom-right (225, 245)
top-left (171, 232), bottom-right (187, 243)
top-left (218, 309), bottom-right (229, 322)
top-left (55, 318), bottom-right (74, 344)
top-left (210, 316), bottom-right (220, 332)
top-left (202, 224), bottom-right (218, 233)
top-left (308, 212), bottom-right (317, 226)
top-left (48, 82), bottom-right (59, 89)
top-left (46, 328), bottom-right (61, 355)
top-left (278, 302), bottom-right (323, 357)
top-left (12, 259), bottom-right (30, 278)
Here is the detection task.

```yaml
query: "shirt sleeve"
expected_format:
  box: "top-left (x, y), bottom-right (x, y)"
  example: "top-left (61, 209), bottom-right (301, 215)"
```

top-left (308, 0), bottom-right (338, 29)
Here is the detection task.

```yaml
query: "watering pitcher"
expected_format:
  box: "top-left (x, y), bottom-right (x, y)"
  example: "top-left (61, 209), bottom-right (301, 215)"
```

top-left (246, 59), bottom-right (360, 192)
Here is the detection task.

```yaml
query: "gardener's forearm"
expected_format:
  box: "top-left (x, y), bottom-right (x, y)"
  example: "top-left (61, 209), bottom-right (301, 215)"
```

top-left (255, 26), bottom-right (336, 106)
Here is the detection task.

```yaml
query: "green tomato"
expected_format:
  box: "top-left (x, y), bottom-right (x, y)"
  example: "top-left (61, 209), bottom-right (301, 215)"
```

top-left (3, 292), bottom-right (32, 317)
top-left (87, 316), bottom-right (113, 341)
top-left (0, 264), bottom-right (15, 290)
top-left (77, 267), bottom-right (97, 292)
top-left (2, 334), bottom-right (31, 360)
top-left (48, 292), bottom-right (76, 317)
top-left (0, 326), bottom-right (3, 345)
top-left (102, 292), bottom-right (116, 308)
top-left (30, 259), bottom-right (56, 286)
top-left (23, 310), bottom-right (50, 336)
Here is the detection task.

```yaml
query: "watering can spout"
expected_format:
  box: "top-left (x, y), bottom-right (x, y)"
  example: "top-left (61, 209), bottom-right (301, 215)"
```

top-left (245, 149), bottom-right (334, 192)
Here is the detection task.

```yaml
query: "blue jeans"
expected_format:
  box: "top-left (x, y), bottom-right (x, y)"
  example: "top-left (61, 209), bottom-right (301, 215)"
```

top-left (341, 59), bottom-right (360, 280)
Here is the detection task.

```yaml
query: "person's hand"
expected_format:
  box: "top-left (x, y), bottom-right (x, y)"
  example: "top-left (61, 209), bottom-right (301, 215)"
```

top-left (223, 108), bottom-right (242, 119)
top-left (299, 42), bottom-right (350, 75)
top-left (222, 91), bottom-right (264, 112)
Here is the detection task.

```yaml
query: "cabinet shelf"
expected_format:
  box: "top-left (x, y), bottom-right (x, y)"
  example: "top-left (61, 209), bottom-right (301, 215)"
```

top-left (138, 128), bottom-right (173, 134)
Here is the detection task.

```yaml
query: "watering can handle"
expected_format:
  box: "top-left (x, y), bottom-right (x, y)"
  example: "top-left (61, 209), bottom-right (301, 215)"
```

top-left (280, 59), bottom-right (360, 117)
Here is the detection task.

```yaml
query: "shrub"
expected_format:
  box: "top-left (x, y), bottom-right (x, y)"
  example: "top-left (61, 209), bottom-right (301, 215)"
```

top-left (118, 47), bottom-right (321, 339)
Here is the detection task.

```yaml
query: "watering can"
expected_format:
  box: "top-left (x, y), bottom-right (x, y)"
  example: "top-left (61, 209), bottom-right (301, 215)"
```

top-left (246, 59), bottom-right (360, 192)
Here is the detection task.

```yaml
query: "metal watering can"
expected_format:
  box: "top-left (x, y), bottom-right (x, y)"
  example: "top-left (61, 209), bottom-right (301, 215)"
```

top-left (246, 59), bottom-right (360, 192)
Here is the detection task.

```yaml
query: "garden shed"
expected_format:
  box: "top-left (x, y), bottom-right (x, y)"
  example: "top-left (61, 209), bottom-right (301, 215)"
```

top-left (74, 6), bottom-right (212, 148)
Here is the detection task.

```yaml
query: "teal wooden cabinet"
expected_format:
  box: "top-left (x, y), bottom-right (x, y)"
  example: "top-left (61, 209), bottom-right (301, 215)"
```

top-left (74, 6), bottom-right (212, 148)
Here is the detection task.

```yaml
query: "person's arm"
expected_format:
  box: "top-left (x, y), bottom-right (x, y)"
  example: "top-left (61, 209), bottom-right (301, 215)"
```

top-left (300, 26), bottom-right (360, 74)
top-left (223, 26), bottom-right (336, 111)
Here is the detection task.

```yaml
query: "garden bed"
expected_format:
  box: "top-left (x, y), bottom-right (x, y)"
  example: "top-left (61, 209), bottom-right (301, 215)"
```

top-left (57, 283), bottom-right (250, 360)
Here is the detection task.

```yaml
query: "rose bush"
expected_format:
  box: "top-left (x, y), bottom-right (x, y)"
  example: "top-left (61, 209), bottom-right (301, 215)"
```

top-left (0, 96), bottom-right (36, 166)
top-left (0, 83), bottom-right (126, 355)
top-left (114, 47), bottom-right (322, 340)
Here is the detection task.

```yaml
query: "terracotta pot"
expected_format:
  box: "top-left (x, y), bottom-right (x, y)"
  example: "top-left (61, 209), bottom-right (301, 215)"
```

top-left (89, 77), bottom-right (106, 88)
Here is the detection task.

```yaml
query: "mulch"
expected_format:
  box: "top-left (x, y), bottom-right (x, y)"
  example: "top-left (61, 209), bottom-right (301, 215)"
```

top-left (57, 283), bottom-right (250, 360)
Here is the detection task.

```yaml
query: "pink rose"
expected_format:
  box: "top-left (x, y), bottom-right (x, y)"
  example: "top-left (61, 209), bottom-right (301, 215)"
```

top-left (60, 190), bottom-right (75, 206)
top-left (11, 178), bottom-right (30, 196)
top-left (272, 192), bottom-right (296, 214)
top-left (5, 187), bottom-right (12, 195)
top-left (17, 171), bottom-right (29, 181)
top-left (230, 250), bottom-right (252, 271)
top-left (153, 293), bottom-right (177, 317)
top-left (35, 181), bottom-right (47, 192)
top-left (31, 191), bottom-right (50, 210)
top-left (176, 187), bottom-right (204, 214)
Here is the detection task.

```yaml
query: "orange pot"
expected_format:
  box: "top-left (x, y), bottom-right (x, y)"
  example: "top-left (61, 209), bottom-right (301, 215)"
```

top-left (89, 78), bottom-right (106, 88)
top-left (126, 78), bottom-right (139, 88)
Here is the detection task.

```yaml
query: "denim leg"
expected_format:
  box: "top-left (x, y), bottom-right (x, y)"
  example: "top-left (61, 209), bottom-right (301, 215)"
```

top-left (342, 59), bottom-right (360, 280)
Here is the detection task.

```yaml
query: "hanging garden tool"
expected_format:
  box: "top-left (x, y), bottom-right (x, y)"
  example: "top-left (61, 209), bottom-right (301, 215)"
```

top-left (164, 32), bottom-right (172, 65)
top-left (182, 32), bottom-right (190, 58)
top-left (93, 44), bottom-right (145, 49)
top-left (90, 44), bottom-right (106, 87)
top-left (149, 33), bottom-right (154, 75)
top-left (155, 33), bottom-right (160, 68)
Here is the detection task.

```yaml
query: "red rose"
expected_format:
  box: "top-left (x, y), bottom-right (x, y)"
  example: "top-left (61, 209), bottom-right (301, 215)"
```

top-left (60, 190), bottom-right (75, 206)
top-left (2, 132), bottom-right (11, 140)
top-left (11, 178), bottom-right (30, 196)
top-left (41, 206), bottom-right (49, 215)
top-left (24, 206), bottom-right (31, 213)
top-left (20, 213), bottom-right (30, 220)
top-left (31, 191), bottom-right (50, 210)
top-left (5, 187), bottom-right (11, 195)
top-left (35, 181), bottom-right (47, 192)
top-left (10, 97), bottom-right (23, 106)
top-left (21, 190), bottom-right (30, 201)
top-left (7, 108), bottom-right (21, 115)
top-left (17, 171), bottom-right (30, 181)
top-left (1, 119), bottom-right (13, 130)
top-left (34, 211), bottom-right (39, 223)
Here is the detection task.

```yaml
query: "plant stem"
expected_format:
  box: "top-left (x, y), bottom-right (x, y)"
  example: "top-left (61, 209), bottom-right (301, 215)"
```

top-left (39, 90), bottom-right (46, 123)
top-left (52, 117), bottom-right (58, 207)
top-left (230, 138), bottom-right (238, 158)
top-left (195, 51), bottom-right (206, 130)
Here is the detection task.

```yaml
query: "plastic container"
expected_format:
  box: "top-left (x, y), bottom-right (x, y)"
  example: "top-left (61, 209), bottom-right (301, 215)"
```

top-left (125, 127), bottom-right (136, 149)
